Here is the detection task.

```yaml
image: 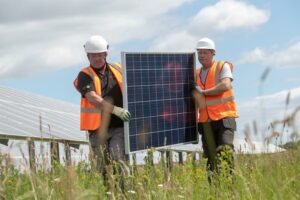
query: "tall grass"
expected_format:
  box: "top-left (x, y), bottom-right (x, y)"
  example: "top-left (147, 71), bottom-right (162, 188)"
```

top-left (0, 147), bottom-right (300, 199)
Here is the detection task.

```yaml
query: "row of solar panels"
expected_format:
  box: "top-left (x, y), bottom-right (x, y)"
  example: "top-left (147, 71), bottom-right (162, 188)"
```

top-left (0, 86), bottom-right (87, 144)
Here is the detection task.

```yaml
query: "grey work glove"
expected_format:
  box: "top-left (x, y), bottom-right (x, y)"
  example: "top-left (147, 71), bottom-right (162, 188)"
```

top-left (112, 106), bottom-right (132, 121)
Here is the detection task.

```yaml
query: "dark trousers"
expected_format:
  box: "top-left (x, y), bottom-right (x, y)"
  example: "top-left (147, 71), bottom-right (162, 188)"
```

top-left (89, 127), bottom-right (126, 173)
top-left (198, 118), bottom-right (236, 174)
top-left (88, 127), bottom-right (129, 191)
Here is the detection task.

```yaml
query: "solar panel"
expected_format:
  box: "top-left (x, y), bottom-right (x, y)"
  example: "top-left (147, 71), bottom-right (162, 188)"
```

top-left (0, 86), bottom-right (87, 144)
top-left (122, 52), bottom-right (198, 153)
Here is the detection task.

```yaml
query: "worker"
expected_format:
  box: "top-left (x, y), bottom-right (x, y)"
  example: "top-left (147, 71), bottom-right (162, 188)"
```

top-left (73, 35), bottom-right (131, 183)
top-left (192, 37), bottom-right (238, 181)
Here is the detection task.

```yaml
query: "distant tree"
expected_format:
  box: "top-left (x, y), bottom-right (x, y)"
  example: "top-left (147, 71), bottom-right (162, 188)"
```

top-left (280, 140), bottom-right (300, 150)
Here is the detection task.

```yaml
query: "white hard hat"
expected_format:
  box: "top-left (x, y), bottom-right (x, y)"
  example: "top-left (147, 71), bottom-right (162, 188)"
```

top-left (84, 35), bottom-right (109, 53)
top-left (196, 37), bottom-right (216, 51)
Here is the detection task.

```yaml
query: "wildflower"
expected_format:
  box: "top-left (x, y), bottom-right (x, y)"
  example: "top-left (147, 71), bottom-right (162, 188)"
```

top-left (53, 178), bottom-right (60, 183)
top-left (127, 190), bottom-right (136, 194)
top-left (106, 192), bottom-right (112, 195)
top-left (158, 184), bottom-right (163, 188)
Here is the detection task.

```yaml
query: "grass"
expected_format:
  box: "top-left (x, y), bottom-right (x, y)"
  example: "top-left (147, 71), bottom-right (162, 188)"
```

top-left (0, 147), bottom-right (300, 200)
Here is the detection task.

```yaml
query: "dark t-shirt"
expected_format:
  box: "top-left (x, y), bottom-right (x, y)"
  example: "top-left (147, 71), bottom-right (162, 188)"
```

top-left (76, 64), bottom-right (123, 128)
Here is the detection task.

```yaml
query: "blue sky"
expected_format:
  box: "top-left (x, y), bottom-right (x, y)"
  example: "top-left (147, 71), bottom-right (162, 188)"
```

top-left (1, 0), bottom-right (300, 143)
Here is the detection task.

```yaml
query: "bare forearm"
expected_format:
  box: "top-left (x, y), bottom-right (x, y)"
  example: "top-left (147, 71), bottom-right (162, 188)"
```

top-left (85, 91), bottom-right (114, 113)
top-left (204, 79), bottom-right (232, 96)
top-left (85, 91), bottom-right (131, 121)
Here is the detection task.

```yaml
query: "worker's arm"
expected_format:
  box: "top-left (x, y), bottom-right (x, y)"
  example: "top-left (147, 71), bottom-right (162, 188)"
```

top-left (85, 91), bottom-right (131, 121)
top-left (202, 78), bottom-right (232, 96)
top-left (85, 91), bottom-right (113, 112)
top-left (193, 77), bottom-right (232, 97)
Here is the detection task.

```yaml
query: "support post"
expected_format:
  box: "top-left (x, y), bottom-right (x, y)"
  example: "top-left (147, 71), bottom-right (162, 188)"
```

top-left (50, 141), bottom-right (60, 166)
top-left (166, 150), bottom-right (173, 171)
top-left (132, 153), bottom-right (137, 176)
top-left (146, 150), bottom-right (154, 167)
top-left (160, 150), bottom-right (165, 168)
top-left (28, 139), bottom-right (36, 172)
top-left (178, 151), bottom-right (183, 164)
top-left (64, 142), bottom-right (71, 166)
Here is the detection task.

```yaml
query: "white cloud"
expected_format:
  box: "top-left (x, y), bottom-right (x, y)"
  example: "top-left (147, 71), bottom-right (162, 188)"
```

top-left (150, 31), bottom-right (197, 52)
top-left (237, 41), bottom-right (300, 68)
top-left (189, 0), bottom-right (270, 34)
top-left (236, 86), bottom-right (300, 142)
top-left (151, 0), bottom-right (270, 52)
top-left (0, 0), bottom-right (272, 78)
top-left (0, 0), bottom-right (192, 78)
top-left (287, 77), bottom-right (300, 82)
top-left (265, 41), bottom-right (300, 68)
top-left (0, 0), bottom-right (193, 23)
top-left (237, 47), bottom-right (266, 64)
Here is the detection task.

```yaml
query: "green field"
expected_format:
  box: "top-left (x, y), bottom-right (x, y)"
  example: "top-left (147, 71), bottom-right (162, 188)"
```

top-left (0, 146), bottom-right (300, 200)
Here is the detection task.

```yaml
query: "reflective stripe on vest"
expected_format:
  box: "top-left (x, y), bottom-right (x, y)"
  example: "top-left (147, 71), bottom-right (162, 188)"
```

top-left (198, 96), bottom-right (235, 108)
top-left (80, 107), bottom-right (102, 113)
top-left (74, 63), bottom-right (122, 130)
top-left (110, 63), bottom-right (122, 74)
top-left (109, 63), bottom-right (123, 92)
top-left (197, 61), bottom-right (238, 122)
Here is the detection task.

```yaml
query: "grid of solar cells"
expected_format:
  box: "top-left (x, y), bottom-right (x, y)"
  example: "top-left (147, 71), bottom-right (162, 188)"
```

top-left (122, 53), bottom-right (197, 153)
top-left (0, 86), bottom-right (86, 143)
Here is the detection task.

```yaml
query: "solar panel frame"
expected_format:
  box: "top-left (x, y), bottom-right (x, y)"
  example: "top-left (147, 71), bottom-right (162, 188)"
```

top-left (122, 52), bottom-right (198, 154)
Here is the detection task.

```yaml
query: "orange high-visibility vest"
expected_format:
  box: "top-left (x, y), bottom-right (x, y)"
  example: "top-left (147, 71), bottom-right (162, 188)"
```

top-left (74, 63), bottom-right (122, 130)
top-left (196, 61), bottom-right (238, 122)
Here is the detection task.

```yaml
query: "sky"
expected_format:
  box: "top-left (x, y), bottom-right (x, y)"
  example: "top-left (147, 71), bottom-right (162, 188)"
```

top-left (1, 0), bottom-right (300, 144)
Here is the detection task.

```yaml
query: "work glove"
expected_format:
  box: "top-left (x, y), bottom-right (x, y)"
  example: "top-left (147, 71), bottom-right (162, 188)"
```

top-left (112, 106), bottom-right (132, 121)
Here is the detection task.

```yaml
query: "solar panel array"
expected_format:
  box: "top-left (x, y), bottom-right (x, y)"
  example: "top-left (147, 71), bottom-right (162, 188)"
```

top-left (122, 52), bottom-right (198, 153)
top-left (0, 86), bottom-right (86, 143)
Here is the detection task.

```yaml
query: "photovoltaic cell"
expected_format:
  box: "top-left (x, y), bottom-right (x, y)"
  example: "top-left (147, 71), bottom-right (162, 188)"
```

top-left (122, 52), bottom-right (198, 153)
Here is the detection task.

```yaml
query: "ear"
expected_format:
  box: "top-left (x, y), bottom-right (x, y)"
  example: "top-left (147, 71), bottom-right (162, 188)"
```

top-left (211, 50), bottom-right (216, 56)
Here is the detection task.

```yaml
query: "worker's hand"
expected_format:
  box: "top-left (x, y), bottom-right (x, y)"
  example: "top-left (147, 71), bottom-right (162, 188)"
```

top-left (192, 88), bottom-right (206, 108)
top-left (193, 85), bottom-right (204, 95)
top-left (112, 106), bottom-right (132, 121)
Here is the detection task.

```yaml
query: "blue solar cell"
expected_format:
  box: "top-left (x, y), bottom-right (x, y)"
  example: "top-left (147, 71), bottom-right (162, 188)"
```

top-left (158, 132), bottom-right (165, 147)
top-left (165, 131), bottom-right (172, 145)
top-left (130, 135), bottom-right (137, 151)
top-left (150, 117), bottom-right (158, 132)
top-left (151, 132), bottom-right (159, 147)
top-left (129, 121), bottom-right (136, 135)
top-left (133, 71), bottom-right (142, 86)
top-left (127, 89), bottom-right (135, 102)
top-left (172, 129), bottom-right (179, 143)
top-left (156, 87), bottom-right (163, 98)
top-left (142, 102), bottom-right (151, 117)
top-left (149, 86), bottom-right (157, 101)
top-left (148, 70), bottom-right (155, 83)
top-left (134, 86), bottom-right (143, 101)
top-left (135, 102), bottom-right (143, 118)
top-left (123, 52), bottom-right (198, 153)
top-left (142, 87), bottom-right (150, 101)
top-left (149, 101), bottom-right (158, 116)
top-left (141, 71), bottom-right (149, 85)
top-left (157, 100), bottom-right (164, 112)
